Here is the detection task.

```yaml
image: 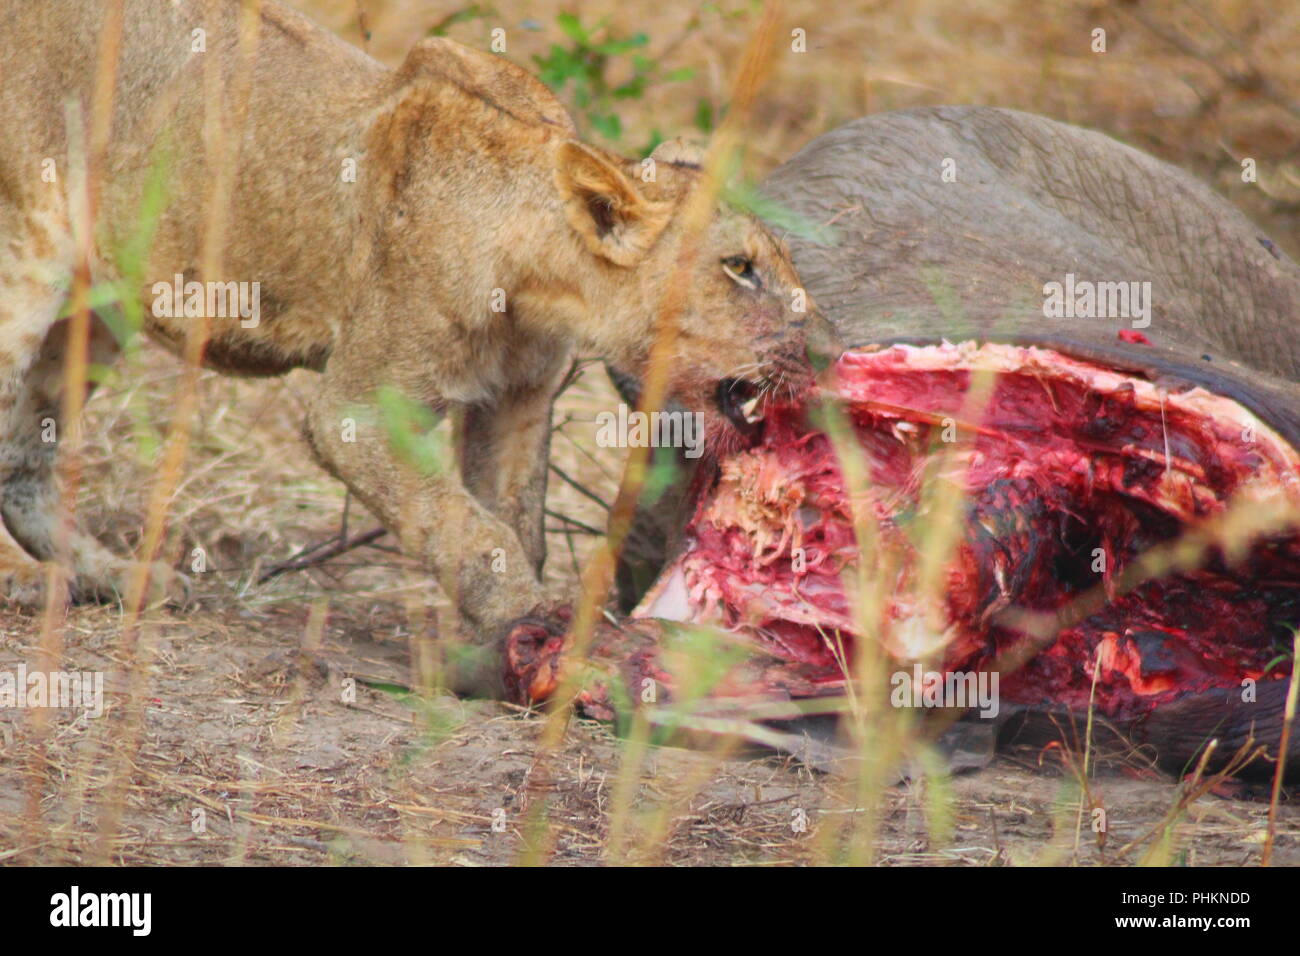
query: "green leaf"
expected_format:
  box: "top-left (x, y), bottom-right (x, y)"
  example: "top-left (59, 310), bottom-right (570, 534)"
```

top-left (427, 5), bottom-right (490, 37)
top-left (641, 448), bottom-right (681, 506)
top-left (641, 129), bottom-right (665, 156)
top-left (693, 97), bottom-right (714, 133)
top-left (590, 112), bottom-right (622, 141)
top-left (612, 77), bottom-right (646, 100)
top-left (375, 386), bottom-right (448, 476)
top-left (556, 12), bottom-right (588, 45)
top-left (593, 34), bottom-right (647, 56)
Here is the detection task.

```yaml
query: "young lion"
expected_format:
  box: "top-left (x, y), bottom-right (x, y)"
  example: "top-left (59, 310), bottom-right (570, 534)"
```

top-left (0, 1), bottom-right (838, 690)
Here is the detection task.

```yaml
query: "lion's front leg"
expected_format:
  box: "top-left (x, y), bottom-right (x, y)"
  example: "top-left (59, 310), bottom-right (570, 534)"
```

top-left (302, 357), bottom-right (551, 696)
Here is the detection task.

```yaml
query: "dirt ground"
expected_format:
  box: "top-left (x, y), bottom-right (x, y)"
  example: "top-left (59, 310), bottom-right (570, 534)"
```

top-left (3, 0), bottom-right (1300, 866)
top-left (3, 592), bottom-right (1297, 865)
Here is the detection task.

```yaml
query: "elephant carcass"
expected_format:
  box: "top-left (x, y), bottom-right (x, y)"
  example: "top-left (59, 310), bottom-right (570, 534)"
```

top-left (580, 107), bottom-right (1300, 775)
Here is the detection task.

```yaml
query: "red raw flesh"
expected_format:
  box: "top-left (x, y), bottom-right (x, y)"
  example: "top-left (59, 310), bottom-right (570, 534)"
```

top-left (639, 343), bottom-right (1300, 719)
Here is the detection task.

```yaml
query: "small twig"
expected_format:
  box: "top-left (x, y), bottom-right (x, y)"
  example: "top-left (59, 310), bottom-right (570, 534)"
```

top-left (262, 496), bottom-right (359, 571)
top-left (549, 463), bottom-right (611, 511)
top-left (554, 427), bottom-right (620, 483)
top-left (257, 527), bottom-right (388, 584)
top-left (1112, 739), bottom-right (1264, 861)
top-left (545, 508), bottom-right (604, 536)
top-left (553, 358), bottom-right (596, 398)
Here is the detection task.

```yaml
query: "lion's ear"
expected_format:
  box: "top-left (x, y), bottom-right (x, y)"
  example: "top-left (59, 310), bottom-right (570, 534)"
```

top-left (553, 141), bottom-right (671, 267)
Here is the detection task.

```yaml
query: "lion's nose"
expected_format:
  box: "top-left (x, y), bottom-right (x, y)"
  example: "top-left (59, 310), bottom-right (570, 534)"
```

top-left (805, 313), bottom-right (845, 374)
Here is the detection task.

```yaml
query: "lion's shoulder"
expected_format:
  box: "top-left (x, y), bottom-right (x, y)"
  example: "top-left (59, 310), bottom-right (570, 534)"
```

top-left (394, 37), bottom-right (577, 136)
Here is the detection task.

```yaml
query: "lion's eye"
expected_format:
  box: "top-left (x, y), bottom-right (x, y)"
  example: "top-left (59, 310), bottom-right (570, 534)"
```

top-left (721, 255), bottom-right (760, 290)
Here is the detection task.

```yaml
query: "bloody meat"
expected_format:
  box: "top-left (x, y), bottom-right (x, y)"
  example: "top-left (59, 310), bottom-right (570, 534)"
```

top-left (634, 342), bottom-right (1300, 719)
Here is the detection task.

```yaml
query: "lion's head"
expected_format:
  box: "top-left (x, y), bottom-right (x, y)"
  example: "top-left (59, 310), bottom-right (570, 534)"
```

top-left (552, 136), bottom-right (843, 453)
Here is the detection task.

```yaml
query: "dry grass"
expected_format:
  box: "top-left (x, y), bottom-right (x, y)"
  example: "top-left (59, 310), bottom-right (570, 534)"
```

top-left (2, 0), bottom-right (1300, 866)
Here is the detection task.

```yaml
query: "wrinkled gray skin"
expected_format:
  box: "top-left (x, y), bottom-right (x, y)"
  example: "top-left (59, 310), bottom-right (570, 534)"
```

top-left (763, 106), bottom-right (1300, 439)
top-left (619, 106), bottom-right (1300, 777)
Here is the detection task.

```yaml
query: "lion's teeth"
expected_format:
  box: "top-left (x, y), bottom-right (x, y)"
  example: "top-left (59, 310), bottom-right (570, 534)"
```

top-left (741, 396), bottom-right (762, 423)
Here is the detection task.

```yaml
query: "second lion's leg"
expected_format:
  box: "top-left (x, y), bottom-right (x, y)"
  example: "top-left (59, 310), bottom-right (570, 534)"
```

top-left (0, 264), bottom-right (70, 605)
top-left (0, 313), bottom-right (166, 603)
top-left (0, 193), bottom-right (133, 606)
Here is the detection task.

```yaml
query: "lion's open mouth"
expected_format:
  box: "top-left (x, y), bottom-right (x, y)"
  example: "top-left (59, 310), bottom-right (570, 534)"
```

top-left (640, 342), bottom-right (1300, 719)
top-left (715, 377), bottom-right (766, 438)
